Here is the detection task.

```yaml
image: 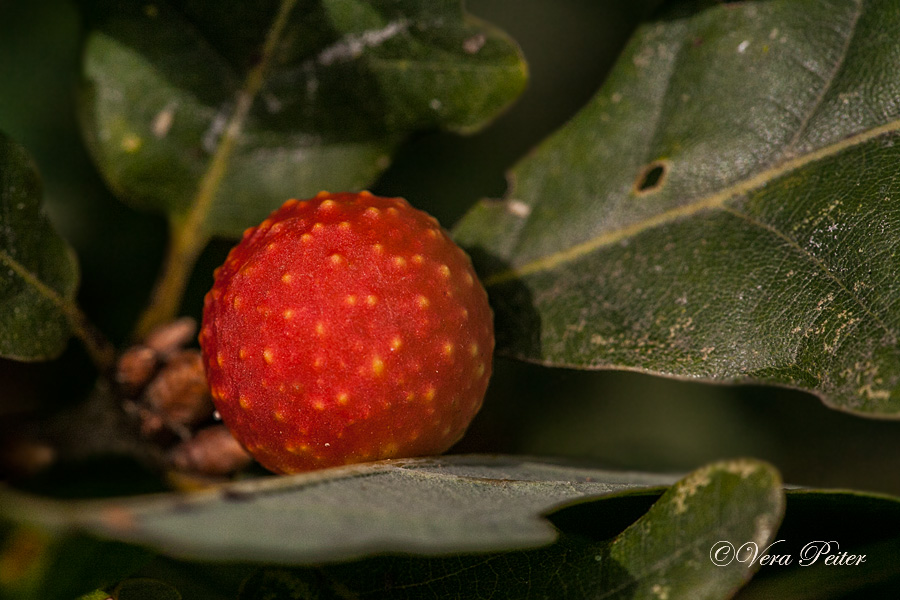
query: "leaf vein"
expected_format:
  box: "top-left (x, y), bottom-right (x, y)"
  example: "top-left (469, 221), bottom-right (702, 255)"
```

top-left (485, 117), bottom-right (900, 287)
top-left (783, 0), bottom-right (864, 155)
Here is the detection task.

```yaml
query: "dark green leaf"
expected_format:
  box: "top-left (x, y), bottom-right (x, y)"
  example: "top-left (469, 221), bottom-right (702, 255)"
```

top-left (0, 525), bottom-right (150, 600)
top-left (0, 456), bottom-right (676, 564)
top-left (79, 0), bottom-right (527, 236)
top-left (237, 459), bottom-right (783, 599)
top-left (0, 132), bottom-right (79, 361)
top-left (454, 0), bottom-right (900, 417)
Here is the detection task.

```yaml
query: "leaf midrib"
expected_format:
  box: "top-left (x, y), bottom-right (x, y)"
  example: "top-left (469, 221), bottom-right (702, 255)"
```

top-left (485, 118), bottom-right (900, 288)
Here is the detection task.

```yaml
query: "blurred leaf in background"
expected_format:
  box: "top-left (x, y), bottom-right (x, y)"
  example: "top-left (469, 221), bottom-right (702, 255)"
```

top-left (0, 134), bottom-right (81, 362)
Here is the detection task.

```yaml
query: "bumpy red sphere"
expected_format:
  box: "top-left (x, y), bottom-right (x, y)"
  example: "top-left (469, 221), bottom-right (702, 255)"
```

top-left (199, 191), bottom-right (494, 473)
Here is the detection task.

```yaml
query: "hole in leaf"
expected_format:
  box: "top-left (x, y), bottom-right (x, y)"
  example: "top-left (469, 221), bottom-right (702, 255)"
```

top-left (634, 161), bottom-right (668, 194)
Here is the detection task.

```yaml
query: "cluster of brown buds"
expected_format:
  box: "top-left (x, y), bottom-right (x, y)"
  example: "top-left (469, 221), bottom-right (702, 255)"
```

top-left (115, 317), bottom-right (252, 477)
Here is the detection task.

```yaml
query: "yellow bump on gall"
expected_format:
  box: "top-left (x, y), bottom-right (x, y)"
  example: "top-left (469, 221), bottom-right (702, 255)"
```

top-left (412, 254), bottom-right (424, 265)
top-left (266, 242), bottom-right (277, 252)
top-left (239, 395), bottom-right (251, 409)
top-left (320, 199), bottom-right (336, 210)
top-left (366, 295), bottom-right (378, 306)
top-left (256, 305), bottom-right (271, 316)
top-left (337, 392), bottom-right (349, 405)
top-left (442, 425), bottom-right (453, 437)
top-left (216, 352), bottom-right (225, 367)
top-left (316, 190), bottom-right (330, 198)
top-left (416, 295), bottom-right (430, 308)
top-left (330, 253), bottom-right (345, 265)
top-left (283, 309), bottom-right (294, 320)
top-left (439, 264), bottom-right (451, 278)
top-left (287, 443), bottom-right (311, 455)
top-left (475, 362), bottom-right (486, 378)
top-left (233, 296), bottom-right (243, 309)
top-left (313, 356), bottom-right (325, 368)
top-left (461, 308), bottom-right (469, 320)
top-left (382, 442), bottom-right (399, 456)
top-left (393, 256), bottom-right (407, 268)
top-left (364, 207), bottom-right (380, 217)
top-left (301, 233), bottom-right (313, 244)
top-left (469, 343), bottom-right (479, 357)
top-left (372, 356), bottom-right (385, 376)
top-left (372, 243), bottom-right (384, 254)
top-left (423, 386), bottom-right (436, 402)
top-left (426, 228), bottom-right (439, 239)
top-left (239, 348), bottom-right (249, 360)
top-left (387, 207), bottom-right (399, 216)
top-left (464, 272), bottom-right (475, 286)
top-left (313, 222), bottom-right (324, 231)
top-left (339, 221), bottom-right (351, 230)
top-left (273, 410), bottom-right (286, 422)
top-left (360, 190), bottom-right (373, 197)
top-left (313, 400), bottom-right (326, 411)
top-left (405, 391), bottom-right (415, 402)
top-left (314, 322), bottom-right (326, 336)
top-left (263, 348), bottom-right (275, 364)
top-left (390, 336), bottom-right (403, 351)
top-left (345, 295), bottom-right (357, 306)
top-left (283, 198), bottom-right (299, 209)
top-left (281, 272), bottom-right (293, 284)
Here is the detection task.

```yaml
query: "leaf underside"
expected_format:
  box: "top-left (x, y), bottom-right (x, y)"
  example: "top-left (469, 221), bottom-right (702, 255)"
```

top-left (0, 456), bottom-right (791, 600)
top-left (79, 0), bottom-right (527, 237)
top-left (0, 456), bottom-right (677, 565)
top-left (8, 457), bottom-right (900, 599)
top-left (239, 459), bottom-right (785, 600)
top-left (454, 0), bottom-right (900, 417)
top-left (0, 132), bottom-right (78, 361)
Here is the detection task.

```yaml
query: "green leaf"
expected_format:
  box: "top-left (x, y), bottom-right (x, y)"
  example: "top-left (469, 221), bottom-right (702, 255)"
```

top-left (605, 459), bottom-right (783, 598)
top-left (0, 456), bottom-right (676, 565)
top-left (454, 0), bottom-right (900, 417)
top-left (0, 132), bottom-right (79, 361)
top-left (237, 459), bottom-right (783, 599)
top-left (79, 0), bottom-right (527, 236)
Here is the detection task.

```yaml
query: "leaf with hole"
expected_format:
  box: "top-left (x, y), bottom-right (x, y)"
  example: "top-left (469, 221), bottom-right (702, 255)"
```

top-left (0, 132), bottom-right (80, 362)
top-left (455, 0), bottom-right (900, 417)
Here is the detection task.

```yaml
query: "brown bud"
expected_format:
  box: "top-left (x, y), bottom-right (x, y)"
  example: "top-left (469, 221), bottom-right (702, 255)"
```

top-left (144, 349), bottom-right (214, 429)
top-left (169, 425), bottom-right (253, 476)
top-left (115, 346), bottom-right (158, 397)
top-left (144, 317), bottom-right (197, 359)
